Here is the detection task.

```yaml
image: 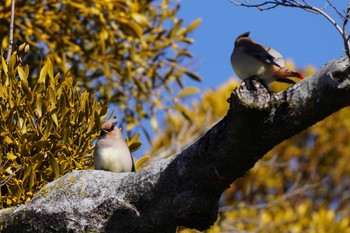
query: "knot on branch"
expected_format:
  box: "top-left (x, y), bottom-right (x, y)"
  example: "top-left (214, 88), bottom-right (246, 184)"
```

top-left (227, 79), bottom-right (271, 113)
top-left (330, 56), bottom-right (350, 89)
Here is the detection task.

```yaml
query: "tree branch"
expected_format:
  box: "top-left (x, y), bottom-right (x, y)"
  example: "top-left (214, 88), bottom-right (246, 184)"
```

top-left (230, 0), bottom-right (350, 59)
top-left (1, 56), bottom-right (350, 232)
top-left (6, 0), bottom-right (15, 63)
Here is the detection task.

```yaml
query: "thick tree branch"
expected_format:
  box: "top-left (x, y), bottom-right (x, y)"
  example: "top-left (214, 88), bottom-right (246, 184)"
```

top-left (1, 56), bottom-right (350, 232)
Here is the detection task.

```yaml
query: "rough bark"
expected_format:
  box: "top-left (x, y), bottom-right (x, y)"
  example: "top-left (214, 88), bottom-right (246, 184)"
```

top-left (1, 56), bottom-right (350, 233)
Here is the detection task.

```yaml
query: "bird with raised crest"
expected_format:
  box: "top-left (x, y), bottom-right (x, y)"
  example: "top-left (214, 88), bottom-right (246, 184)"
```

top-left (94, 117), bottom-right (135, 173)
top-left (231, 31), bottom-right (303, 89)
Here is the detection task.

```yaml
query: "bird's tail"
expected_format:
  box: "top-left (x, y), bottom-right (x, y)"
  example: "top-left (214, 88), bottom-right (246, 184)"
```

top-left (273, 67), bottom-right (304, 79)
top-left (290, 71), bottom-right (304, 79)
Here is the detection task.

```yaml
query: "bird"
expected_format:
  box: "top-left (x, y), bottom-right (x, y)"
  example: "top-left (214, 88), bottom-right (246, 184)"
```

top-left (94, 116), bottom-right (135, 172)
top-left (230, 31), bottom-right (303, 89)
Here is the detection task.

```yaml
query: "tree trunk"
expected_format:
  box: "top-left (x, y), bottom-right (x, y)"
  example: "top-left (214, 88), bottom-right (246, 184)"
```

top-left (1, 56), bottom-right (349, 233)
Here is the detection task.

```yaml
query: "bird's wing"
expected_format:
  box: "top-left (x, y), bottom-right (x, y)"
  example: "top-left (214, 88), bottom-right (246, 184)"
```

top-left (245, 44), bottom-right (285, 68)
top-left (263, 46), bottom-right (285, 68)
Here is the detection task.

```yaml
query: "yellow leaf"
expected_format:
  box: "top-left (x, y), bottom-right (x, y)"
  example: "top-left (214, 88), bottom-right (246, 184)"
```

top-left (132, 13), bottom-right (150, 27)
top-left (8, 52), bottom-right (16, 74)
top-left (1, 56), bottom-right (8, 73)
top-left (151, 116), bottom-right (158, 131)
top-left (153, 97), bottom-right (163, 108)
top-left (178, 87), bottom-right (200, 98)
top-left (126, 122), bottom-right (137, 131)
top-left (17, 66), bottom-right (30, 93)
top-left (135, 155), bottom-right (150, 171)
top-left (36, 94), bottom-right (43, 117)
top-left (38, 61), bottom-right (48, 84)
top-left (48, 153), bottom-right (60, 179)
top-left (7, 152), bottom-right (17, 160)
top-left (18, 43), bottom-right (26, 52)
top-left (47, 59), bottom-right (54, 80)
top-left (116, 18), bottom-right (143, 38)
top-left (186, 18), bottom-right (202, 33)
top-left (129, 133), bottom-right (141, 144)
top-left (4, 136), bottom-right (14, 145)
top-left (51, 113), bottom-right (58, 127)
top-left (5, 167), bottom-right (13, 175)
top-left (47, 86), bottom-right (56, 104)
top-left (129, 141), bottom-right (142, 153)
top-left (184, 70), bottom-right (201, 82)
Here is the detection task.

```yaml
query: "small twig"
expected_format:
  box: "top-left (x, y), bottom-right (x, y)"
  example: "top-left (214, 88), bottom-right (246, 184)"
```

top-left (0, 166), bottom-right (24, 187)
top-left (343, 3), bottom-right (350, 58)
top-left (6, 0), bottom-right (15, 63)
top-left (327, 0), bottom-right (345, 20)
top-left (231, 0), bottom-right (350, 59)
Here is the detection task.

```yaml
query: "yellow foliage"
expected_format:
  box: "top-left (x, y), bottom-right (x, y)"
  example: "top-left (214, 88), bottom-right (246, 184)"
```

top-left (149, 79), bottom-right (239, 160)
top-left (0, 54), bottom-right (108, 208)
top-left (209, 202), bottom-right (350, 233)
top-left (0, 0), bottom-right (202, 135)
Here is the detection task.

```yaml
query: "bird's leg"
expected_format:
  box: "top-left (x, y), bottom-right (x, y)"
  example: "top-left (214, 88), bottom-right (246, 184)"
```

top-left (244, 76), bottom-right (269, 91)
top-left (243, 77), bottom-right (258, 91)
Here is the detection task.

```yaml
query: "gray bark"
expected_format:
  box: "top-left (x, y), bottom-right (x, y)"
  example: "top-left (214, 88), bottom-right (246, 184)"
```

top-left (1, 56), bottom-right (350, 233)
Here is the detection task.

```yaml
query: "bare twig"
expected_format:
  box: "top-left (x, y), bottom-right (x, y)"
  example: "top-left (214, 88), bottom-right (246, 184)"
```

top-left (230, 0), bottom-right (350, 60)
top-left (327, 0), bottom-right (345, 20)
top-left (231, 0), bottom-right (343, 33)
top-left (6, 0), bottom-right (15, 63)
top-left (0, 166), bottom-right (24, 187)
top-left (343, 3), bottom-right (350, 57)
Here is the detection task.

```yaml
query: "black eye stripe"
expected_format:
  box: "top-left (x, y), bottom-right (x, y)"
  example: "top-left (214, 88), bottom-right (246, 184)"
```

top-left (101, 122), bottom-right (116, 133)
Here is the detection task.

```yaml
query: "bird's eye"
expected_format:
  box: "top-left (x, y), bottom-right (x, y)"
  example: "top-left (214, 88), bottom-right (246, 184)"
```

top-left (109, 125), bottom-right (115, 132)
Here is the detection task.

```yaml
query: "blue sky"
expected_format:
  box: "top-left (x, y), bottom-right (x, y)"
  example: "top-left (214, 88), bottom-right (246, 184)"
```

top-left (137, 1), bottom-right (347, 156)
top-left (178, 0), bottom-right (345, 90)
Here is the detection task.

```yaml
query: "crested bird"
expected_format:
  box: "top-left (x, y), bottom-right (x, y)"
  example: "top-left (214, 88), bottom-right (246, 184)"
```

top-left (230, 31), bottom-right (303, 89)
top-left (94, 117), bottom-right (135, 172)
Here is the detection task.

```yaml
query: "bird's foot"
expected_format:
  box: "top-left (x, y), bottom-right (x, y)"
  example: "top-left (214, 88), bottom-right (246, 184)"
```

top-left (243, 76), bottom-right (270, 92)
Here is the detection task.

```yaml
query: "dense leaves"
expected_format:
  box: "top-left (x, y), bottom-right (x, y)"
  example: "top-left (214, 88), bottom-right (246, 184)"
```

top-left (0, 0), bottom-right (199, 208)
top-left (0, 0), bottom-right (201, 134)
top-left (0, 53), bottom-right (108, 208)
